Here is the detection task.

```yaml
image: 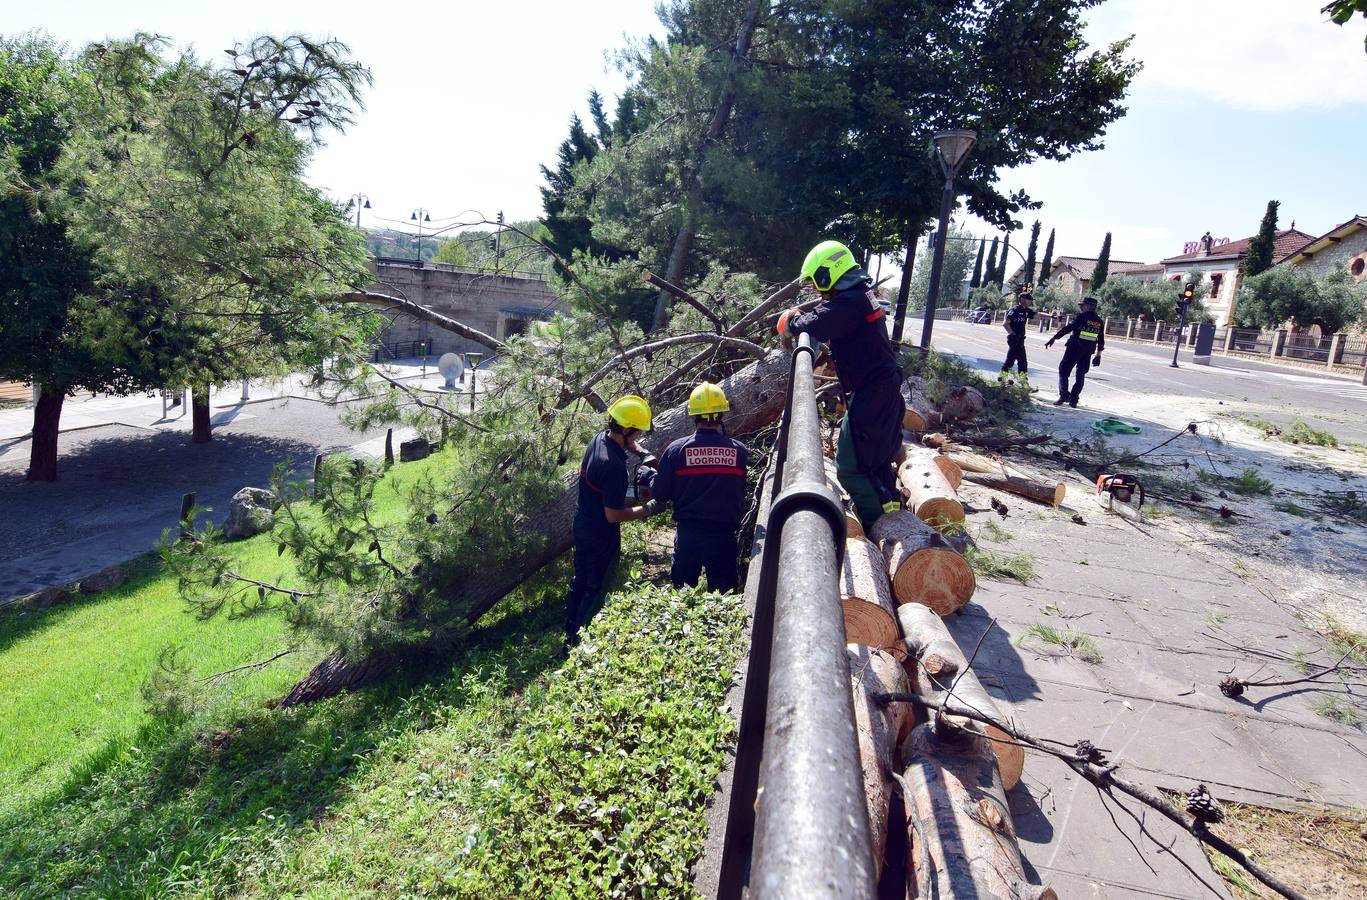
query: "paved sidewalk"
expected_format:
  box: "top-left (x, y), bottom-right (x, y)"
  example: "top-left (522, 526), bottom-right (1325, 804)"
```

top-left (0, 359), bottom-right (486, 603)
top-left (947, 471), bottom-right (1365, 898)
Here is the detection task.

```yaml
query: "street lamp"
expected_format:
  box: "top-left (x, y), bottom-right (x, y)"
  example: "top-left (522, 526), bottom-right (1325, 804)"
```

top-left (410, 207), bottom-right (431, 266)
top-left (916, 129), bottom-right (978, 352)
top-left (465, 351), bottom-right (483, 411)
top-left (349, 193), bottom-right (371, 229)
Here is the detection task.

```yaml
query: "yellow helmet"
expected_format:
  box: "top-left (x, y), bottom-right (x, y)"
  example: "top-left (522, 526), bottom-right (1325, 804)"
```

top-left (800, 239), bottom-right (858, 291)
top-left (606, 394), bottom-right (652, 431)
top-left (687, 382), bottom-right (730, 418)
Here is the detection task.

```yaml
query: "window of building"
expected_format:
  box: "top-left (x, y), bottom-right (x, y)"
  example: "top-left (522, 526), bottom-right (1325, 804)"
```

top-left (1351, 257), bottom-right (1366, 279)
top-left (1209, 273), bottom-right (1223, 298)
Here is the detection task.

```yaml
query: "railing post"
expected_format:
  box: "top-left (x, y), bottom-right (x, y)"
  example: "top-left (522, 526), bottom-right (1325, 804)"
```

top-left (747, 333), bottom-right (876, 899)
top-left (1328, 333), bottom-right (1344, 369)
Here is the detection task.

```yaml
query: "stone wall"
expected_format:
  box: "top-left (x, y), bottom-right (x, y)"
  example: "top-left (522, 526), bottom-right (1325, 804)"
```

top-left (1289, 227), bottom-right (1367, 282)
top-left (366, 260), bottom-right (565, 358)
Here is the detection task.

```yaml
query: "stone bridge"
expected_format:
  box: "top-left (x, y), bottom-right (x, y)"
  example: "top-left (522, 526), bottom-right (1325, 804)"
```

top-left (367, 257), bottom-right (566, 358)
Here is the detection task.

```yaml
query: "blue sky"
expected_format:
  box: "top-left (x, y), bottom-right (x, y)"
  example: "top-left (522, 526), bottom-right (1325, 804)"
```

top-left (5, 0), bottom-right (1365, 267)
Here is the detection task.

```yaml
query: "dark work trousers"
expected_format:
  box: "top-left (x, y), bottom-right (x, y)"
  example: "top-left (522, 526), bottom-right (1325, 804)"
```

top-left (672, 525), bottom-right (740, 593)
top-left (1058, 344), bottom-right (1093, 403)
top-left (1002, 334), bottom-right (1028, 373)
top-left (836, 376), bottom-right (905, 530)
top-left (564, 527), bottom-right (621, 639)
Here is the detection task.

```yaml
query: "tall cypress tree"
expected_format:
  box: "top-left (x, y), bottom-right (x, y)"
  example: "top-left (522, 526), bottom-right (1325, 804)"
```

top-left (969, 238), bottom-right (986, 288)
top-left (1023, 220), bottom-right (1041, 287)
top-left (1037, 228), bottom-right (1056, 287)
top-left (1091, 232), bottom-right (1112, 290)
top-left (997, 233), bottom-right (1012, 285)
top-left (1241, 200), bottom-right (1280, 276)
top-left (984, 237), bottom-right (999, 287)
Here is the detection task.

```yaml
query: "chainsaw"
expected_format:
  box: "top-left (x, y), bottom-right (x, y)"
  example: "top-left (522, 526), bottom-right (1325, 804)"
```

top-left (1095, 473), bottom-right (1144, 515)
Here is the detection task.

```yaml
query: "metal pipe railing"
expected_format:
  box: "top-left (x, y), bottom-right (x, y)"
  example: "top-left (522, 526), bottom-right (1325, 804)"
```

top-left (733, 333), bottom-right (876, 897)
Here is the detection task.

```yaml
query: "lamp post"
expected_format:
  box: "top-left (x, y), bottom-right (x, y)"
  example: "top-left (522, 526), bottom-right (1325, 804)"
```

top-left (465, 351), bottom-right (483, 411)
top-left (349, 193), bottom-right (371, 228)
top-left (410, 207), bottom-right (431, 266)
top-left (918, 129), bottom-right (977, 353)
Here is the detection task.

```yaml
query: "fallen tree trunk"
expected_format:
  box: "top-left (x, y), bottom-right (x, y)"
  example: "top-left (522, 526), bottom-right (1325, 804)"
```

top-left (962, 471), bottom-right (1066, 507)
top-left (940, 385), bottom-right (985, 423)
top-left (848, 644), bottom-right (912, 879)
top-left (902, 389), bottom-right (942, 433)
top-left (897, 603), bottom-right (1024, 791)
top-left (898, 722), bottom-right (1045, 899)
top-left (897, 454), bottom-right (965, 528)
top-left (869, 511), bottom-right (975, 615)
top-left (841, 538), bottom-right (899, 651)
top-left (281, 350), bottom-right (792, 707)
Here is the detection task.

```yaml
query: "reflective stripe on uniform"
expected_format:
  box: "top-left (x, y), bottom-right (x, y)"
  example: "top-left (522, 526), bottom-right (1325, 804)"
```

top-left (1079, 329), bottom-right (1100, 341)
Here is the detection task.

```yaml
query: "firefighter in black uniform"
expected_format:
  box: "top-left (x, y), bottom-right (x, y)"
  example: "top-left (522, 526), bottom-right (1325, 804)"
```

top-left (1045, 296), bottom-right (1105, 407)
top-left (646, 382), bottom-right (749, 593)
top-left (778, 240), bottom-right (904, 530)
top-left (998, 284), bottom-right (1036, 387)
top-left (563, 395), bottom-right (657, 643)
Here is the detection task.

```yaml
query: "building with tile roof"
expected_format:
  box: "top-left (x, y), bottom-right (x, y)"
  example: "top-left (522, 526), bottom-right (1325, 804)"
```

top-left (1158, 227), bottom-right (1316, 325)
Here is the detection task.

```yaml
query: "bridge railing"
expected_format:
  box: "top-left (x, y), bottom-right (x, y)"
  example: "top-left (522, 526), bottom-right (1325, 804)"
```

top-left (715, 332), bottom-right (875, 899)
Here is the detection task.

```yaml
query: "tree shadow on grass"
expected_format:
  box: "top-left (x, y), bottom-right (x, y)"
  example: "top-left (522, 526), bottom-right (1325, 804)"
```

top-left (0, 561), bottom-right (572, 898)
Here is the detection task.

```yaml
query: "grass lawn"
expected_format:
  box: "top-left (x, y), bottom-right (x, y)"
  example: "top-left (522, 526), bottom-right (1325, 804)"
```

top-left (0, 448), bottom-right (746, 898)
top-left (0, 451), bottom-right (445, 823)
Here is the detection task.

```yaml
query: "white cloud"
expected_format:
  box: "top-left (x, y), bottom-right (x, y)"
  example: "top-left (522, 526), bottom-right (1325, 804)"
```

top-left (1096, 0), bottom-right (1367, 112)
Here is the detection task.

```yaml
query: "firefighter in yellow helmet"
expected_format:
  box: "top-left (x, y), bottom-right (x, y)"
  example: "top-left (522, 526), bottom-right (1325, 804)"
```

top-left (645, 382), bottom-right (750, 592)
top-left (564, 394), bottom-right (659, 643)
top-left (778, 240), bottom-right (904, 529)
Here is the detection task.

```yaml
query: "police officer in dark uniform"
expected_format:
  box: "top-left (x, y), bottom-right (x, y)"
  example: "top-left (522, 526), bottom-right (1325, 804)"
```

top-left (998, 284), bottom-right (1036, 387)
top-left (564, 394), bottom-right (657, 643)
top-left (778, 240), bottom-right (905, 530)
top-left (646, 382), bottom-right (749, 593)
top-left (1045, 296), bottom-right (1105, 407)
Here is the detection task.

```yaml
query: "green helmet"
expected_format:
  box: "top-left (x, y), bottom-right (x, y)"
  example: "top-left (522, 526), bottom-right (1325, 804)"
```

top-left (800, 240), bottom-right (858, 292)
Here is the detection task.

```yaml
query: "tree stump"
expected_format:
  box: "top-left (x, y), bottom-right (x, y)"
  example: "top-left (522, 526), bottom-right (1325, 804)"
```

top-left (841, 538), bottom-right (899, 651)
top-left (870, 511), bottom-right (975, 615)
top-left (940, 385), bottom-right (985, 422)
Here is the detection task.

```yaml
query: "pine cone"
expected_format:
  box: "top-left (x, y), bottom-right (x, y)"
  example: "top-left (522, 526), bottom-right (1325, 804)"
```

top-left (1186, 784), bottom-right (1225, 824)
top-left (1219, 676), bottom-right (1246, 698)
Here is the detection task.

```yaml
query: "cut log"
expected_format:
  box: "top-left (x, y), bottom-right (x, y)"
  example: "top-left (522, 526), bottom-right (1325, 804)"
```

top-left (281, 350), bottom-right (792, 707)
top-left (841, 538), bottom-right (899, 651)
top-left (963, 471), bottom-right (1066, 507)
top-left (870, 511), bottom-right (975, 615)
top-left (897, 603), bottom-right (1024, 791)
top-left (939, 385), bottom-right (985, 422)
top-left (897, 455), bottom-right (965, 527)
top-left (899, 722), bottom-right (1041, 898)
top-left (902, 388), bottom-right (942, 433)
top-left (943, 448), bottom-right (1006, 474)
top-left (848, 644), bottom-right (912, 878)
top-left (905, 444), bottom-right (962, 490)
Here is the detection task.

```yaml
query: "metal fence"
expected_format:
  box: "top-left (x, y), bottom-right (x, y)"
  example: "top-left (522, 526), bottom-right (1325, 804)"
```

top-left (371, 339), bottom-right (433, 362)
top-left (1341, 337), bottom-right (1367, 368)
top-left (1228, 328), bottom-right (1270, 353)
top-left (1281, 332), bottom-right (1331, 364)
top-left (1133, 321), bottom-right (1157, 341)
top-left (716, 333), bottom-right (874, 898)
top-left (1105, 319), bottom-right (1128, 336)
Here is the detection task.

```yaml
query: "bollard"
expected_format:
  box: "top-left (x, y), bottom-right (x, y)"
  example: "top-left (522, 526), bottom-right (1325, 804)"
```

top-left (384, 428), bottom-right (394, 467)
top-left (179, 492), bottom-right (196, 540)
top-left (313, 453), bottom-right (325, 499)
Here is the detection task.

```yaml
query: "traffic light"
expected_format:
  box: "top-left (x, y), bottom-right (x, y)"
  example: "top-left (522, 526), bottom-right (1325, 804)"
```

top-left (1179, 282), bottom-right (1195, 306)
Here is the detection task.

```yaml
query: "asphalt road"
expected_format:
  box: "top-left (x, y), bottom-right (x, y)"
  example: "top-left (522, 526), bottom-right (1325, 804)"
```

top-left (918, 319), bottom-right (1367, 445)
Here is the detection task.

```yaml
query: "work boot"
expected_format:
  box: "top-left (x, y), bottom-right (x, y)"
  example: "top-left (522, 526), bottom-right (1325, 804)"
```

top-left (1053, 396), bottom-right (1067, 406)
top-left (1069, 399), bottom-right (1079, 408)
top-left (1018, 372), bottom-right (1032, 391)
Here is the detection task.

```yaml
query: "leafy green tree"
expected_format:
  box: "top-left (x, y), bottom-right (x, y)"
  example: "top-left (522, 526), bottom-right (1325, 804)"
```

top-left (1037, 228), bottom-right (1055, 287)
top-left (1323, 1), bottom-right (1367, 53)
top-left (1235, 268), bottom-right (1367, 333)
top-left (1095, 277), bottom-right (1209, 324)
top-left (1022, 220), bottom-right (1041, 287)
top-left (969, 238), bottom-right (986, 288)
top-left (983, 237), bottom-right (999, 287)
top-left (997, 233), bottom-right (1012, 285)
top-left (910, 226), bottom-right (976, 309)
top-left (0, 36), bottom-right (150, 481)
top-left (1241, 200), bottom-right (1280, 277)
top-left (1091, 232), bottom-right (1112, 290)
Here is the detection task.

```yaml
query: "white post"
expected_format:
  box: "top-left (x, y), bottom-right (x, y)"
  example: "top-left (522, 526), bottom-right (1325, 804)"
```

top-left (1271, 330), bottom-right (1286, 359)
top-left (1327, 334), bottom-right (1343, 370)
top-left (241, 378), bottom-right (249, 402)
